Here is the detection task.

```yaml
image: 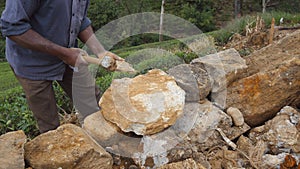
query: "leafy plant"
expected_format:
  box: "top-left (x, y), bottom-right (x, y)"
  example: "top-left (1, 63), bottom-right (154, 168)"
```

top-left (0, 87), bottom-right (39, 138)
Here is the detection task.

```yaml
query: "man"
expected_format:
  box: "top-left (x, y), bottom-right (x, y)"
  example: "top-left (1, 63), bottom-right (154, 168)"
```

top-left (0, 0), bottom-right (122, 133)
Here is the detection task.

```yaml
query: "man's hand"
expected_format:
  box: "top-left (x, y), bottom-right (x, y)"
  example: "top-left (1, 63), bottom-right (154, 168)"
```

top-left (97, 51), bottom-right (124, 71)
top-left (64, 48), bottom-right (88, 67)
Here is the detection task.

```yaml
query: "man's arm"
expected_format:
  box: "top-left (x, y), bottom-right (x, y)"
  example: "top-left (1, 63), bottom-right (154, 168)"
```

top-left (78, 26), bottom-right (124, 62)
top-left (8, 29), bottom-right (86, 66)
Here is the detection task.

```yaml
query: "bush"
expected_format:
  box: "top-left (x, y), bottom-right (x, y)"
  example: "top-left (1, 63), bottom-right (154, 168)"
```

top-left (0, 87), bottom-right (39, 138)
top-left (96, 74), bottom-right (113, 94)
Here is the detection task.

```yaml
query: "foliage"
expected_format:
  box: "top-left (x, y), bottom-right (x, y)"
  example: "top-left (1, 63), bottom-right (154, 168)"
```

top-left (0, 87), bottom-right (39, 138)
top-left (88, 0), bottom-right (120, 30)
top-left (96, 74), bottom-right (113, 94)
top-left (261, 11), bottom-right (300, 26)
top-left (179, 1), bottom-right (216, 32)
top-left (53, 82), bottom-right (74, 114)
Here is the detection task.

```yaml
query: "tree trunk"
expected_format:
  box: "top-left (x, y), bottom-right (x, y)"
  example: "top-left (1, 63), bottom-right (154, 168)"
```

top-left (234, 0), bottom-right (242, 18)
top-left (159, 0), bottom-right (165, 42)
top-left (262, 0), bottom-right (266, 13)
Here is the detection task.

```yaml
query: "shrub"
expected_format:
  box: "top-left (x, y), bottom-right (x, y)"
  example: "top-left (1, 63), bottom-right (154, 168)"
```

top-left (0, 87), bottom-right (39, 138)
top-left (0, 38), bottom-right (5, 60)
top-left (96, 74), bottom-right (113, 94)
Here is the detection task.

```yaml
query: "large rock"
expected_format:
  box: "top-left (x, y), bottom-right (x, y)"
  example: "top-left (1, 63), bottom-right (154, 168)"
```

top-left (0, 130), bottom-right (27, 169)
top-left (100, 69), bottom-right (185, 135)
top-left (227, 30), bottom-right (300, 126)
top-left (249, 106), bottom-right (300, 154)
top-left (227, 57), bottom-right (300, 126)
top-left (25, 124), bottom-right (113, 169)
top-left (191, 48), bottom-right (247, 108)
top-left (83, 111), bottom-right (121, 147)
top-left (167, 64), bottom-right (211, 102)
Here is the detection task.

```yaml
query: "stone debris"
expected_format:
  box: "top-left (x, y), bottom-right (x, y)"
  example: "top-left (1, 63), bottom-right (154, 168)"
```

top-left (158, 158), bottom-right (206, 169)
top-left (99, 69), bottom-right (185, 135)
top-left (0, 130), bottom-right (27, 169)
top-left (25, 124), bottom-right (113, 169)
top-left (249, 106), bottom-right (300, 154)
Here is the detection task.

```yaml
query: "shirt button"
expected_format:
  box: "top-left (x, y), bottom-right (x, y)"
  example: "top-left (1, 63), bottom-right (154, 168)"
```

top-left (72, 13), bottom-right (75, 16)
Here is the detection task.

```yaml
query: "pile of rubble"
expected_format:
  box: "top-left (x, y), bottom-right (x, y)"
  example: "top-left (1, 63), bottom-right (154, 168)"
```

top-left (0, 30), bottom-right (299, 169)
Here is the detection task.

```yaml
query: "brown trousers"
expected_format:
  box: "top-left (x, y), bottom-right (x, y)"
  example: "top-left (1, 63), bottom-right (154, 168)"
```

top-left (14, 65), bottom-right (101, 133)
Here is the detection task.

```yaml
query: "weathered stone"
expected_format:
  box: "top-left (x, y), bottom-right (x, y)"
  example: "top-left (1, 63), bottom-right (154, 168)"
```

top-left (236, 135), bottom-right (254, 155)
top-left (187, 101), bottom-right (232, 146)
top-left (109, 100), bottom-right (251, 168)
top-left (226, 123), bottom-right (251, 140)
top-left (99, 69), bottom-right (185, 135)
top-left (281, 154), bottom-right (297, 168)
top-left (129, 101), bottom-right (225, 167)
top-left (158, 158), bottom-right (206, 169)
top-left (190, 63), bottom-right (212, 101)
top-left (0, 130), bottom-right (26, 169)
top-left (226, 107), bottom-right (245, 126)
top-left (227, 58), bottom-right (300, 126)
top-left (191, 48), bottom-right (247, 108)
top-left (191, 48), bottom-right (247, 86)
top-left (227, 30), bottom-right (300, 126)
top-left (262, 153), bottom-right (290, 168)
top-left (167, 64), bottom-right (199, 102)
top-left (208, 147), bottom-right (242, 169)
top-left (25, 124), bottom-right (113, 169)
top-left (83, 111), bottom-right (121, 147)
top-left (249, 106), bottom-right (300, 154)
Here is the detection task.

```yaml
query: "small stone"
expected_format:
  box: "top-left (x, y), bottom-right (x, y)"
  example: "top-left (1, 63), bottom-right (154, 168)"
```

top-left (128, 165), bottom-right (139, 169)
top-left (237, 135), bottom-right (254, 155)
top-left (227, 107), bottom-right (245, 126)
top-left (281, 154), bottom-right (297, 168)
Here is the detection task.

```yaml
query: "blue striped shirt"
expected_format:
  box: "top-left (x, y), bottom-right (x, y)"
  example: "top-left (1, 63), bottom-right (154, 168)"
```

top-left (0, 0), bottom-right (91, 80)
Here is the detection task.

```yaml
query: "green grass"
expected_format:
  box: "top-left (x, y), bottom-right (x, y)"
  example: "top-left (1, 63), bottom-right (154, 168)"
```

top-left (0, 62), bottom-right (20, 101)
top-left (261, 11), bottom-right (300, 26)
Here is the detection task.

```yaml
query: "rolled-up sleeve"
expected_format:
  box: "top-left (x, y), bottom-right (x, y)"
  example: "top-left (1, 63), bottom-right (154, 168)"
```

top-left (0, 0), bottom-right (39, 37)
top-left (79, 0), bottom-right (91, 32)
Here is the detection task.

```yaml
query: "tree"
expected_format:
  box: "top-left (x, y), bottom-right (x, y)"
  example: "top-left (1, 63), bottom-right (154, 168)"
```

top-left (159, 0), bottom-right (165, 42)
